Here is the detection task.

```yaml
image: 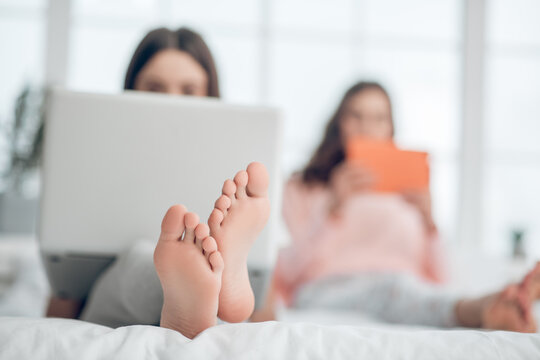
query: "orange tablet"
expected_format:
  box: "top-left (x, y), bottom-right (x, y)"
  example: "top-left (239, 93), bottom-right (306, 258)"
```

top-left (346, 136), bottom-right (429, 193)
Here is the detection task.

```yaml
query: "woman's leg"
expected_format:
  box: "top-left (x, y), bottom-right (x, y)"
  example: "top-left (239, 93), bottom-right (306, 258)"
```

top-left (46, 296), bottom-right (83, 318)
top-left (82, 161), bottom-right (270, 331)
top-left (294, 269), bottom-right (538, 332)
top-left (80, 240), bottom-right (164, 327)
top-left (295, 273), bottom-right (461, 327)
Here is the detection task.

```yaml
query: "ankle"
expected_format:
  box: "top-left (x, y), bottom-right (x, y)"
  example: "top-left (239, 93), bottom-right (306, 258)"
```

top-left (455, 298), bottom-right (483, 328)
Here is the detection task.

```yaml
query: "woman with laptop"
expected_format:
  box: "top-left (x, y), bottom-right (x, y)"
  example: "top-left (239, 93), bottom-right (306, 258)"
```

top-left (46, 26), bottom-right (221, 321)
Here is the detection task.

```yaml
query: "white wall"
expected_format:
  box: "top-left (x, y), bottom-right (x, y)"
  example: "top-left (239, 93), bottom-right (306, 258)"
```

top-left (0, 0), bottom-right (539, 257)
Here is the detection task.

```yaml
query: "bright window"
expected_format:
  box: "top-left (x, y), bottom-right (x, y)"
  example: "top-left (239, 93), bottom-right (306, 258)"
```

top-left (483, 0), bottom-right (540, 256)
top-left (1, 0), bottom-right (538, 257)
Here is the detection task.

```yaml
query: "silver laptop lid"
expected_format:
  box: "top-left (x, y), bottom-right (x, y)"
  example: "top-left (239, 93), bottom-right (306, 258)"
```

top-left (40, 88), bottom-right (282, 268)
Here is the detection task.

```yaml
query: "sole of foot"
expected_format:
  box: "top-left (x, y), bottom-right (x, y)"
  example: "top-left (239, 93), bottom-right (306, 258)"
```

top-left (208, 162), bottom-right (270, 323)
top-left (154, 205), bottom-right (224, 338)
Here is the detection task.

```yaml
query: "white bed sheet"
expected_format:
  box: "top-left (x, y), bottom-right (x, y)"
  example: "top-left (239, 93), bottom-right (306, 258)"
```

top-left (0, 237), bottom-right (49, 317)
top-left (1, 316), bottom-right (539, 360)
top-left (2, 238), bottom-right (540, 359)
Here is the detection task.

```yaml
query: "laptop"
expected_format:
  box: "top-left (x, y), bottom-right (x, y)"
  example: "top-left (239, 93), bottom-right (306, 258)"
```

top-left (40, 88), bottom-right (282, 308)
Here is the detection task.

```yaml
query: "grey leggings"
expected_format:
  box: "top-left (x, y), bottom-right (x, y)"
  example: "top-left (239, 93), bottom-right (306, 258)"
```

top-left (80, 241), bottom-right (162, 327)
top-left (82, 241), bottom-right (459, 328)
top-left (293, 273), bottom-right (459, 327)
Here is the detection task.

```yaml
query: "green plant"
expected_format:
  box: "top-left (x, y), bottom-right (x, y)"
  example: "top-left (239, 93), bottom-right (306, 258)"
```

top-left (2, 85), bottom-right (46, 194)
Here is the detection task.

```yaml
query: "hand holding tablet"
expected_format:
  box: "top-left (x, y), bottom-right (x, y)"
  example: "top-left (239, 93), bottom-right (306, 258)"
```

top-left (345, 136), bottom-right (430, 193)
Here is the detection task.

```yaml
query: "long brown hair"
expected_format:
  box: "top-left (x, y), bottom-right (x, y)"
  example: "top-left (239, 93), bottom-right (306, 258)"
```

top-left (300, 81), bottom-right (394, 185)
top-left (124, 27), bottom-right (220, 97)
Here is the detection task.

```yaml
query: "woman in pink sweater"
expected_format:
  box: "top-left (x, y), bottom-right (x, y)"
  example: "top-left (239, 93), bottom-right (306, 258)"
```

top-left (252, 82), bottom-right (537, 331)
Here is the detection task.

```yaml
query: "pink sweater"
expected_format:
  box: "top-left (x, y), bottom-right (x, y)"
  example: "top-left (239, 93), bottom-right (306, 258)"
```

top-left (273, 176), bottom-right (447, 305)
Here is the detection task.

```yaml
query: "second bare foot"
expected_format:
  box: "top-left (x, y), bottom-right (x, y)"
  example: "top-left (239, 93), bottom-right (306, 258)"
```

top-left (482, 284), bottom-right (536, 333)
top-left (208, 162), bottom-right (270, 323)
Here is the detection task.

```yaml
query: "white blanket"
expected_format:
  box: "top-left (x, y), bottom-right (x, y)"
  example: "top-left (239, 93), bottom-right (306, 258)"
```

top-left (1, 317), bottom-right (539, 360)
top-left (2, 239), bottom-right (540, 359)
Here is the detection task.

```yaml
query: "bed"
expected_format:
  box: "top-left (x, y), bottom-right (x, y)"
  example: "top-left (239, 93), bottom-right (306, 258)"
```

top-left (1, 315), bottom-right (539, 359)
top-left (1, 237), bottom-right (540, 359)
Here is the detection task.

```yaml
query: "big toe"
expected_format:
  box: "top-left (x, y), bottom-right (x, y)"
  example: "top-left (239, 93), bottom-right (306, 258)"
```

top-left (160, 204), bottom-right (188, 241)
top-left (246, 162), bottom-right (269, 197)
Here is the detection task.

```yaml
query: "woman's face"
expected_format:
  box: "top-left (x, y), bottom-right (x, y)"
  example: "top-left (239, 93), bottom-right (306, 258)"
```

top-left (339, 89), bottom-right (393, 143)
top-left (134, 49), bottom-right (208, 96)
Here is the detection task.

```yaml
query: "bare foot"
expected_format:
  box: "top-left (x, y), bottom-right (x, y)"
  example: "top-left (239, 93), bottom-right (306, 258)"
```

top-left (208, 162), bottom-right (270, 323)
top-left (482, 284), bottom-right (536, 333)
top-left (154, 205), bottom-right (224, 339)
top-left (521, 261), bottom-right (540, 301)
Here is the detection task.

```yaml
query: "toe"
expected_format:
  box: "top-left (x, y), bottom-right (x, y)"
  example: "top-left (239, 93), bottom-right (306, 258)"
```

top-left (208, 251), bottom-right (224, 273)
top-left (160, 205), bottom-right (188, 241)
top-left (215, 195), bottom-right (232, 213)
top-left (222, 179), bottom-right (236, 204)
top-left (516, 290), bottom-right (536, 327)
top-left (202, 236), bottom-right (218, 255)
top-left (234, 170), bottom-right (248, 199)
top-left (182, 212), bottom-right (200, 243)
top-left (246, 162), bottom-right (269, 197)
top-left (208, 208), bottom-right (224, 229)
top-left (195, 223), bottom-right (210, 249)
